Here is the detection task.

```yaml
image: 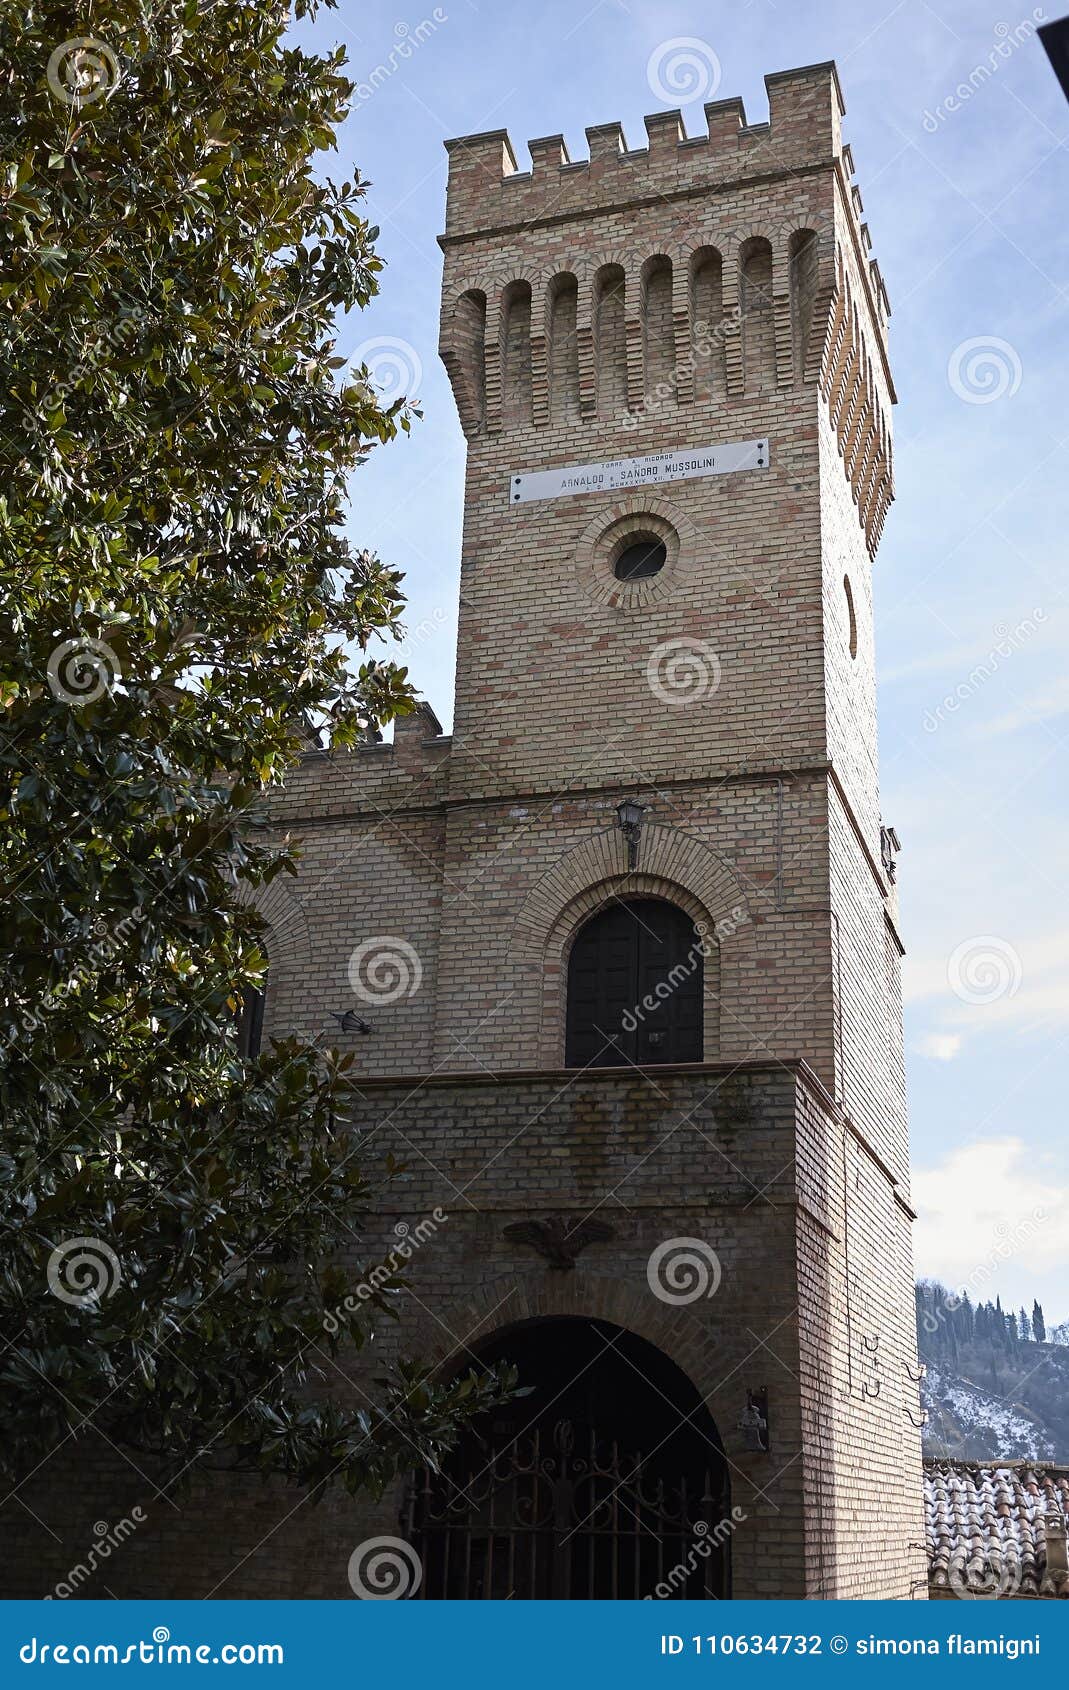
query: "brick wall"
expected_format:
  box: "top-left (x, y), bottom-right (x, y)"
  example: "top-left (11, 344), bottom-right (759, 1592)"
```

top-left (7, 1067), bottom-right (922, 1600)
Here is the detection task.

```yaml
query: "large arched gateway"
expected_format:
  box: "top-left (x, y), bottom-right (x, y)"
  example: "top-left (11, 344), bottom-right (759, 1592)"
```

top-left (404, 1318), bottom-right (731, 1599)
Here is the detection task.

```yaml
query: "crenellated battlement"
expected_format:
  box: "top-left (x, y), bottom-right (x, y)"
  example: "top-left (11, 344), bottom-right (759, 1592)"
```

top-left (438, 59), bottom-right (893, 556)
top-left (441, 61), bottom-right (889, 350)
top-left (443, 63), bottom-right (846, 237)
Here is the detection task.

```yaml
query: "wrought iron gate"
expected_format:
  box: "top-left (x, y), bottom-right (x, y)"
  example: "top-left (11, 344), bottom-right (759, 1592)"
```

top-left (404, 1416), bottom-right (727, 1599)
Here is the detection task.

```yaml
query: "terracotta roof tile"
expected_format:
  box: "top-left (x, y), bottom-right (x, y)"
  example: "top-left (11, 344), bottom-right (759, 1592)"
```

top-left (924, 1459), bottom-right (1069, 1598)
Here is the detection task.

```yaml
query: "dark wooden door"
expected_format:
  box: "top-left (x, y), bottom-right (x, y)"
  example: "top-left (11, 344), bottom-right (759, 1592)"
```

top-left (565, 897), bottom-right (703, 1067)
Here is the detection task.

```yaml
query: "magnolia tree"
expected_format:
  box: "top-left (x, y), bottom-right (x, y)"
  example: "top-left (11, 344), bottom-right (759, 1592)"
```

top-left (0, 0), bottom-right (510, 1499)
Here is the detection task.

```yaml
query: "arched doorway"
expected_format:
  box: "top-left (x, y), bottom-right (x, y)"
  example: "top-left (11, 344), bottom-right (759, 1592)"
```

top-left (405, 1318), bottom-right (730, 1599)
top-left (565, 896), bottom-right (703, 1067)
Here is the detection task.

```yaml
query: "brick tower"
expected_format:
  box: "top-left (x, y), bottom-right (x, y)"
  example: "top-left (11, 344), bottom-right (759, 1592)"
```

top-left (386, 59), bottom-right (923, 1598)
top-left (6, 60), bottom-right (927, 1602)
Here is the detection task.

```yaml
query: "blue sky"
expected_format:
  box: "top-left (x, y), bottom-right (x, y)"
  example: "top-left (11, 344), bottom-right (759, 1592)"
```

top-left (295, 0), bottom-right (1069, 1322)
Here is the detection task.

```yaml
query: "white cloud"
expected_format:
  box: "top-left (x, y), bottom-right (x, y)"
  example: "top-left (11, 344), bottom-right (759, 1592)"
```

top-left (914, 1032), bottom-right (962, 1061)
top-left (913, 1138), bottom-right (1069, 1303)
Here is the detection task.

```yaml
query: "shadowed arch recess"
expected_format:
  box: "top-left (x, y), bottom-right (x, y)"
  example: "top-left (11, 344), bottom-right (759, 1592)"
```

top-left (405, 1316), bottom-right (730, 1599)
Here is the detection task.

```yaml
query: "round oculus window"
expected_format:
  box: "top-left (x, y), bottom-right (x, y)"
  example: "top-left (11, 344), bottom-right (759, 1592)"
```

top-left (613, 538), bottom-right (667, 582)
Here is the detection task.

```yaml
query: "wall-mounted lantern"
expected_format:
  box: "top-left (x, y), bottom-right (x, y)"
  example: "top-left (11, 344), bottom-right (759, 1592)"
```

top-left (738, 1387), bottom-right (770, 1452)
top-left (330, 1009), bottom-right (374, 1036)
top-left (880, 823), bottom-right (901, 884)
top-left (616, 800), bottom-right (646, 871)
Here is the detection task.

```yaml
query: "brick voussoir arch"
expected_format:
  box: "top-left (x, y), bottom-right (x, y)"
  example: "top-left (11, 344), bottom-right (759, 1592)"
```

top-left (510, 821), bottom-right (752, 966)
top-left (546, 872), bottom-right (718, 972)
top-left (412, 1268), bottom-right (733, 1432)
top-left (234, 875), bottom-right (312, 975)
top-left (509, 821), bottom-right (752, 1063)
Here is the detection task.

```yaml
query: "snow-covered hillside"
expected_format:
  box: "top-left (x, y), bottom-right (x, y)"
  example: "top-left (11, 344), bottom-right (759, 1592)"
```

top-left (923, 1362), bottom-right (1060, 1462)
top-left (916, 1280), bottom-right (1069, 1462)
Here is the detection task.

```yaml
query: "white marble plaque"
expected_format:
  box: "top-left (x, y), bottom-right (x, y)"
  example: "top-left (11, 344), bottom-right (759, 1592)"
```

top-left (509, 439), bottom-right (769, 505)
